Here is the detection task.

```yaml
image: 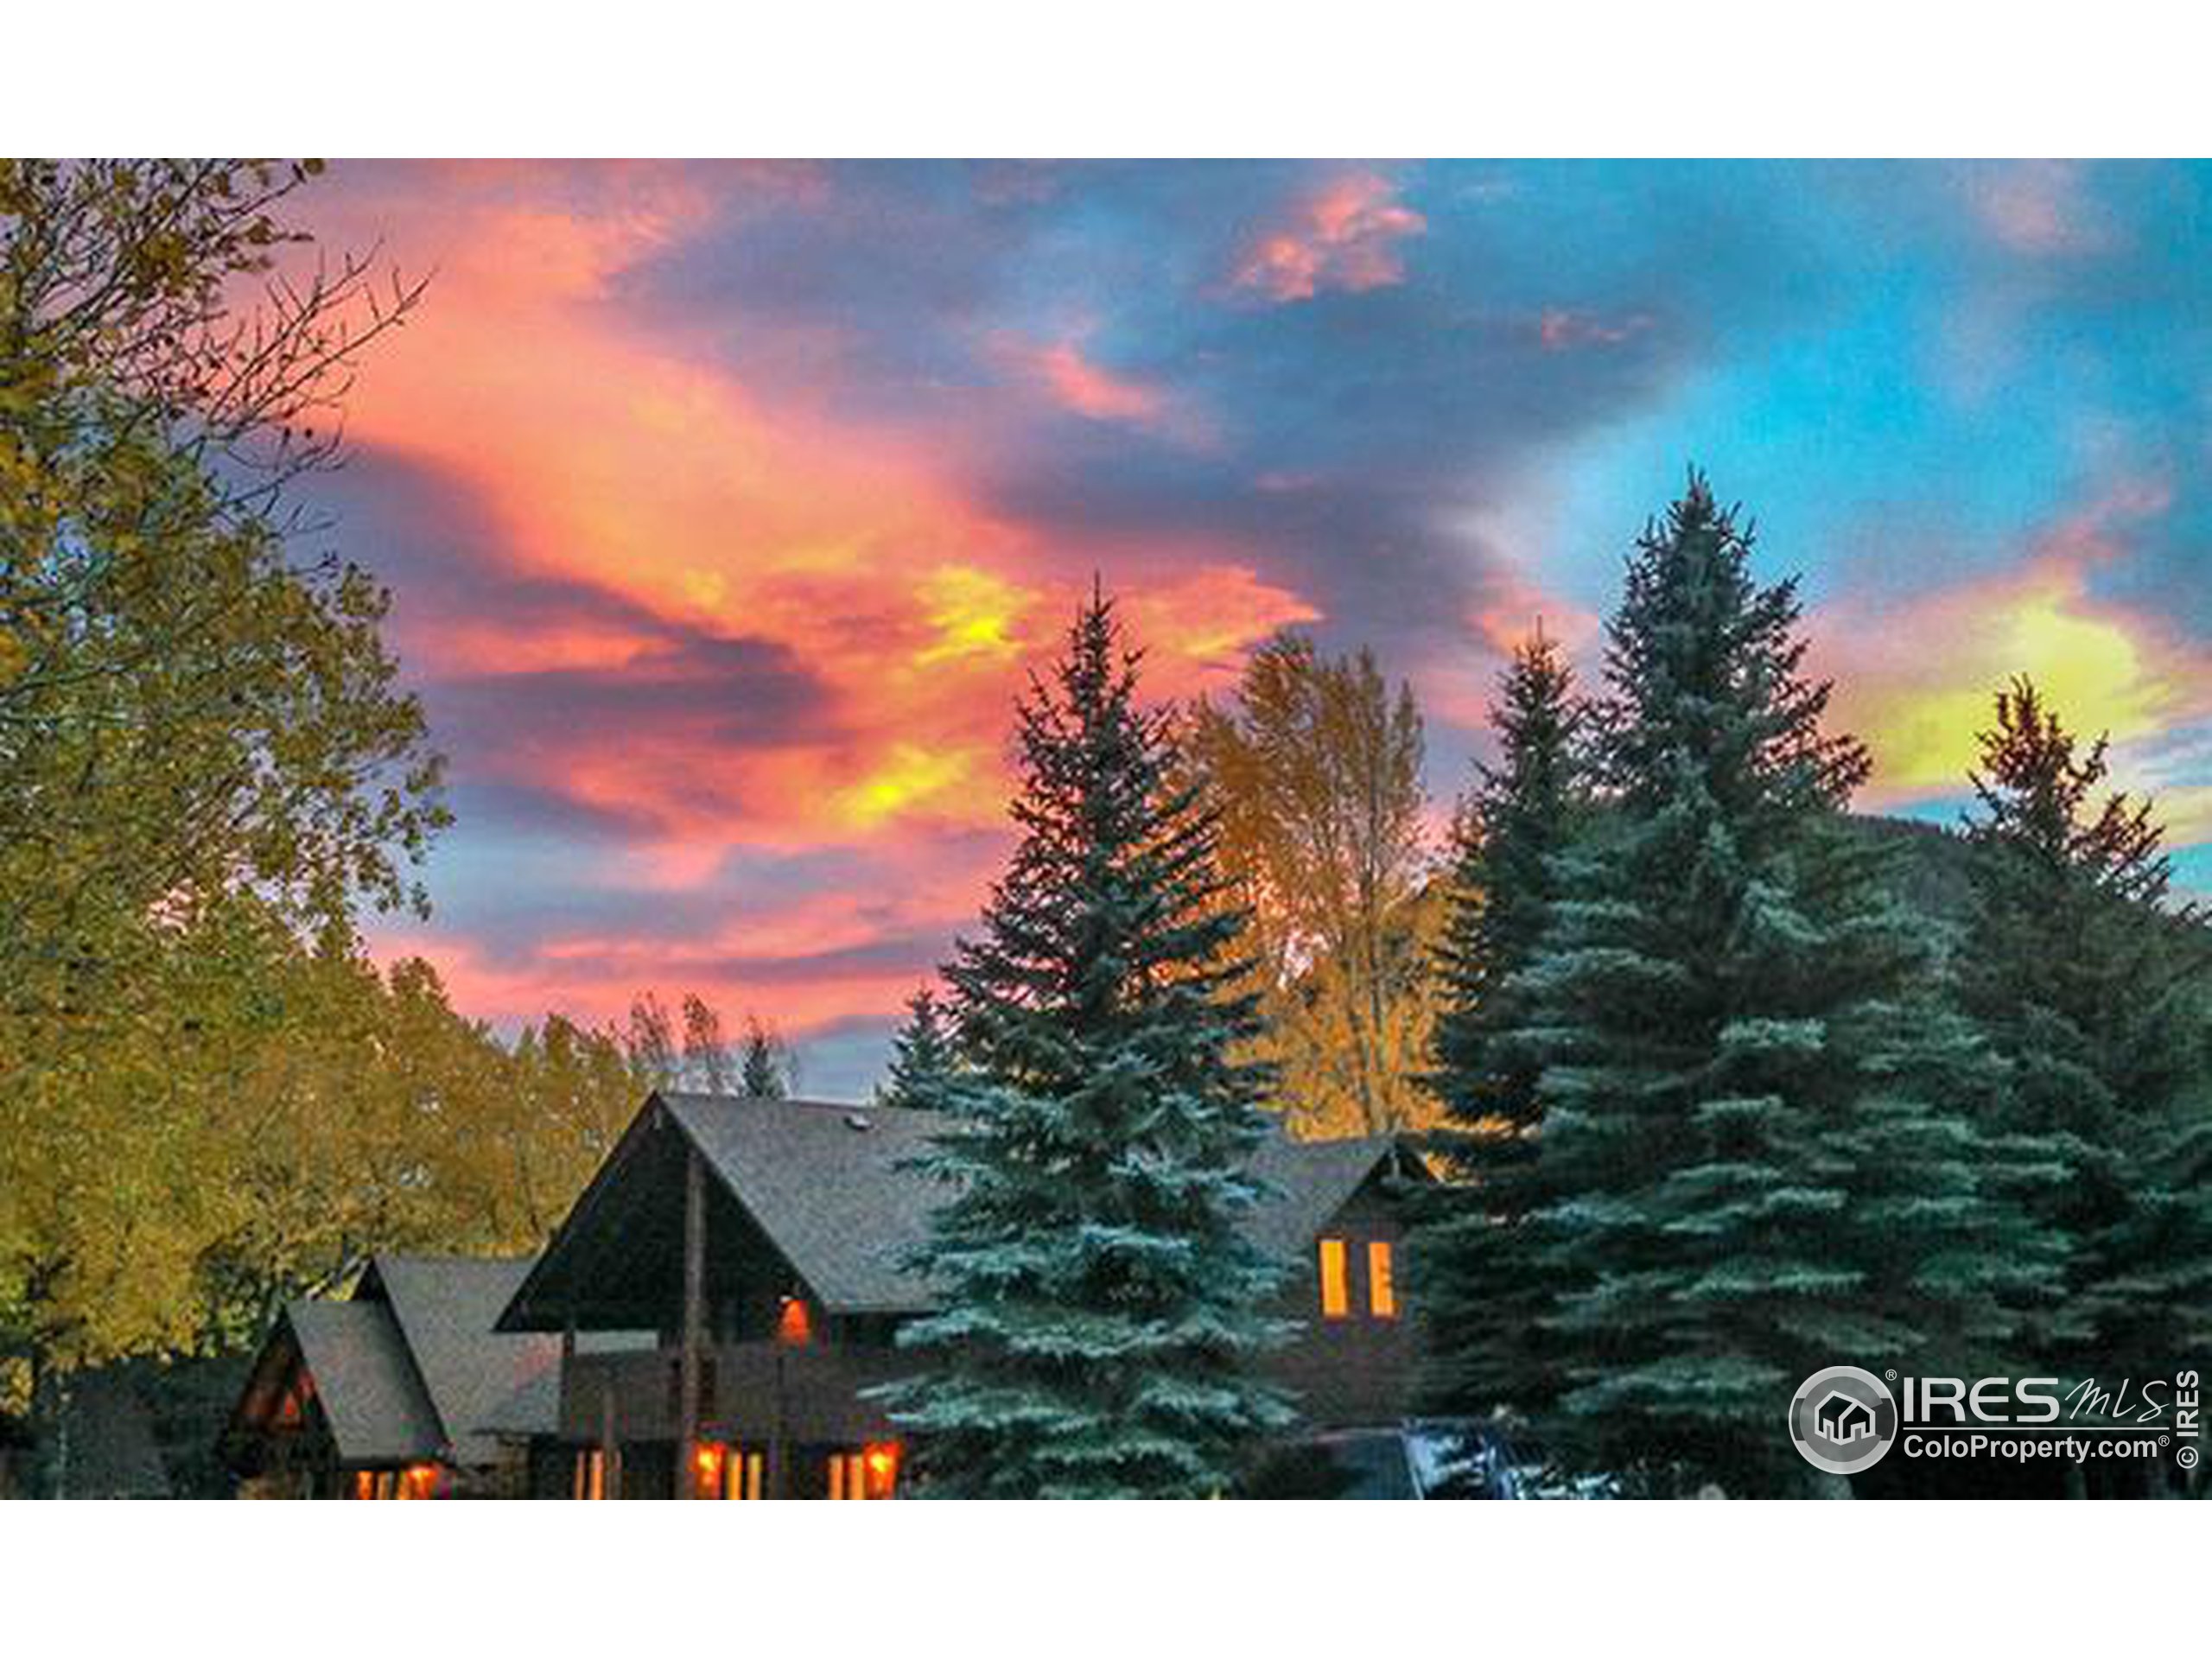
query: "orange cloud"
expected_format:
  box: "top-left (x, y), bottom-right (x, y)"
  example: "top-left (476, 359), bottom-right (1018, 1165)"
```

top-left (307, 163), bottom-right (1328, 1038)
top-left (1232, 171), bottom-right (1426, 302)
top-left (1819, 481), bottom-right (2211, 821)
top-left (1119, 565), bottom-right (1323, 698)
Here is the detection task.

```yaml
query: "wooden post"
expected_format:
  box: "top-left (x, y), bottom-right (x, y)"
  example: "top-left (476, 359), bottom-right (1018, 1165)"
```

top-left (598, 1376), bottom-right (617, 1500)
top-left (677, 1144), bottom-right (706, 1497)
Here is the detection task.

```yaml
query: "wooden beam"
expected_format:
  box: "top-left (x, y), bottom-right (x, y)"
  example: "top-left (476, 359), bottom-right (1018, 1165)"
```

top-left (676, 1141), bottom-right (706, 1497)
top-left (598, 1376), bottom-right (618, 1500)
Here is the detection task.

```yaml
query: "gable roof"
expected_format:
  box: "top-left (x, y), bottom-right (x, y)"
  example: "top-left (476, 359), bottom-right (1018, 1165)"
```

top-left (232, 1254), bottom-right (575, 1470)
top-left (502, 1091), bottom-right (1415, 1330)
top-left (356, 1255), bottom-right (564, 1465)
top-left (283, 1299), bottom-right (444, 1465)
top-left (667, 1094), bottom-right (950, 1313)
top-left (1245, 1131), bottom-right (1408, 1260)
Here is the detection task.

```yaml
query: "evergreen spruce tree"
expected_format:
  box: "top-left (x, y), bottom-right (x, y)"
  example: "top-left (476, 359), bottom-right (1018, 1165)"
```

top-left (1414, 627), bottom-right (1587, 1424)
top-left (1514, 475), bottom-right (2058, 1494)
top-left (739, 1016), bottom-right (791, 1098)
top-left (881, 590), bottom-right (1294, 1497)
top-left (1959, 678), bottom-right (2212, 1391)
top-left (876, 985), bottom-right (960, 1111)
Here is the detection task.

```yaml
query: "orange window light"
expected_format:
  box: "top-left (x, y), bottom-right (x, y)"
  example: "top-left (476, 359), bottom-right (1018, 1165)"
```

top-left (777, 1296), bottom-right (813, 1345)
top-left (1368, 1239), bottom-right (1397, 1319)
top-left (694, 1441), bottom-right (726, 1497)
top-left (353, 1470), bottom-right (375, 1502)
top-left (722, 1449), bottom-right (763, 1500)
top-left (863, 1442), bottom-right (901, 1500)
top-left (1318, 1236), bottom-right (1350, 1319)
top-left (575, 1450), bottom-right (606, 1501)
top-left (828, 1451), bottom-right (880, 1501)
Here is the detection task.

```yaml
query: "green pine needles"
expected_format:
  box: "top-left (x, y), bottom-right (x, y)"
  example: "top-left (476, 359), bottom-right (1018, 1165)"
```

top-left (881, 589), bottom-right (1294, 1497)
top-left (1420, 475), bottom-right (2066, 1495)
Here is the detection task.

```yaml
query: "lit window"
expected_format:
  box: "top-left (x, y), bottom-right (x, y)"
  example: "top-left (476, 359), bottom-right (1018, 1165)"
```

top-left (777, 1296), bottom-right (813, 1345)
top-left (693, 1441), bottom-right (726, 1499)
top-left (828, 1448), bottom-right (894, 1499)
top-left (574, 1449), bottom-right (606, 1500)
top-left (1318, 1237), bottom-right (1350, 1319)
top-left (862, 1441), bottom-right (901, 1499)
top-left (1368, 1240), bottom-right (1397, 1319)
top-left (723, 1449), bottom-right (764, 1500)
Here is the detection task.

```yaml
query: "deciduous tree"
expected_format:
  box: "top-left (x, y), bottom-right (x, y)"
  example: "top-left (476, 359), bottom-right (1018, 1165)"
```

top-left (1185, 634), bottom-right (1435, 1137)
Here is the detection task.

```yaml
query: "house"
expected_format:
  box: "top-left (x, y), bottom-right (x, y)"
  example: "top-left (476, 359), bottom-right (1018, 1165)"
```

top-left (223, 1254), bottom-right (646, 1498)
top-left (493, 1091), bottom-right (1424, 1499)
top-left (227, 1090), bottom-right (1426, 1498)
top-left (1815, 1392), bottom-right (1875, 1446)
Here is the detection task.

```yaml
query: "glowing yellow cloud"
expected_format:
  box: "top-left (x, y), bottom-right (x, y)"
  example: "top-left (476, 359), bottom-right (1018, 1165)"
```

top-left (835, 743), bottom-right (976, 829)
top-left (915, 565), bottom-right (1031, 667)
top-left (1827, 550), bottom-right (2200, 804)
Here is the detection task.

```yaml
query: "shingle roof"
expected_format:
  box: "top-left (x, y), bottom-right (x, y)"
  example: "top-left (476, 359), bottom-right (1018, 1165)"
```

top-left (474, 1330), bottom-right (655, 1440)
top-left (655, 1093), bottom-right (1407, 1315)
top-left (1246, 1131), bottom-right (1407, 1260)
top-left (285, 1300), bottom-right (445, 1465)
top-left (664, 1095), bottom-right (947, 1313)
top-left (359, 1255), bottom-right (564, 1465)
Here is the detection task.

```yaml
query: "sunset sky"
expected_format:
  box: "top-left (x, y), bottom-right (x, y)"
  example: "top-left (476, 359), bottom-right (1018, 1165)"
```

top-left (302, 160), bottom-right (2212, 1095)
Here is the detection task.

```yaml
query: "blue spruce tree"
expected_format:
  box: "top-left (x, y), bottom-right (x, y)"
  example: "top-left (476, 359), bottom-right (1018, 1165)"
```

top-left (1414, 627), bottom-right (1588, 1428)
top-left (883, 589), bottom-right (1294, 1497)
top-left (1518, 476), bottom-right (2059, 1494)
top-left (876, 985), bottom-right (961, 1111)
top-left (1959, 679), bottom-right (2212, 1404)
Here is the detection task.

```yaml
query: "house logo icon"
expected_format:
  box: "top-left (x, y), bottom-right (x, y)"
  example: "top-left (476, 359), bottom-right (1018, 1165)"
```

top-left (1816, 1391), bottom-right (1875, 1444)
top-left (1789, 1365), bottom-right (1898, 1476)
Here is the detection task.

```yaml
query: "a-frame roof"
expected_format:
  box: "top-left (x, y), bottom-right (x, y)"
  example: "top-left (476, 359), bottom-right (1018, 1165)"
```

top-left (355, 1254), bottom-right (563, 1465)
top-left (231, 1253), bottom-right (571, 1470)
top-left (499, 1090), bottom-right (1417, 1332)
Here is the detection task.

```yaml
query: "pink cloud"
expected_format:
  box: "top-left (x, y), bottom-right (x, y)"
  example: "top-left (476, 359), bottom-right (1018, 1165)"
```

top-left (1232, 171), bottom-right (1426, 303)
top-left (1034, 340), bottom-right (1162, 423)
top-left (1961, 161), bottom-right (2112, 258)
top-left (301, 162), bottom-right (1330, 1039)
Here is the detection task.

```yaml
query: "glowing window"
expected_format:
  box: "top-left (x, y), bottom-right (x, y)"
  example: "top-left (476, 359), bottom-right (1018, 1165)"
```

top-left (777, 1296), bottom-right (813, 1345)
top-left (723, 1450), bottom-right (763, 1500)
top-left (693, 1441), bottom-right (726, 1499)
top-left (828, 1450), bottom-right (887, 1500)
top-left (1319, 1237), bottom-right (1350, 1319)
top-left (1368, 1240), bottom-right (1397, 1319)
top-left (862, 1441), bottom-right (901, 1499)
top-left (574, 1449), bottom-right (606, 1500)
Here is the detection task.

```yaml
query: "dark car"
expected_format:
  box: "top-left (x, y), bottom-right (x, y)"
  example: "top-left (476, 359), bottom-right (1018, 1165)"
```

top-left (1243, 1419), bottom-right (1525, 1498)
